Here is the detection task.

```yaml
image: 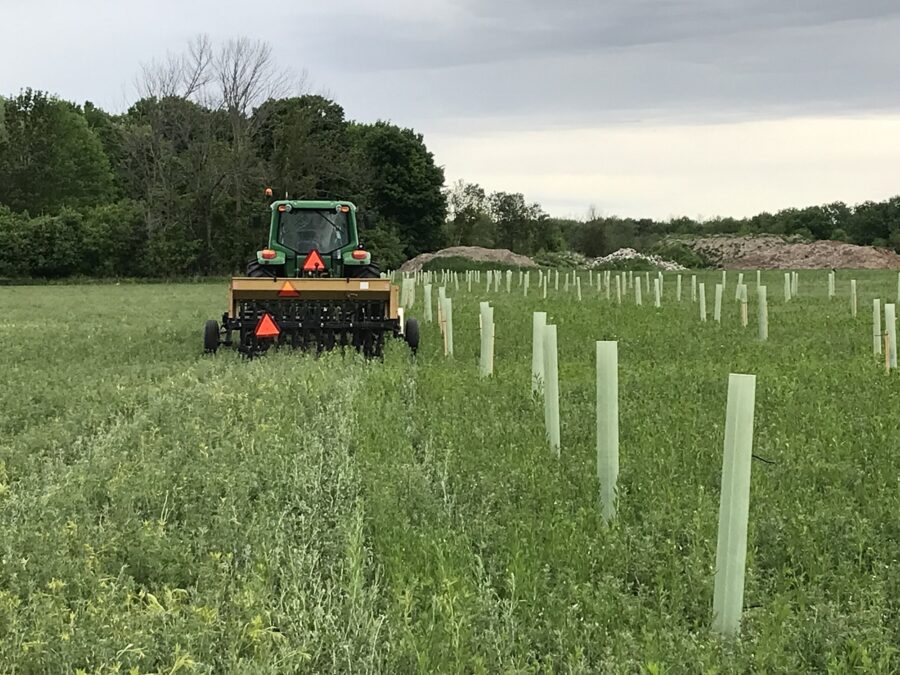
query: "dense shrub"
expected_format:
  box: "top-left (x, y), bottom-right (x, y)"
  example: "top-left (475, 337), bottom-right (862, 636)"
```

top-left (0, 201), bottom-right (151, 279)
top-left (0, 206), bottom-right (30, 277)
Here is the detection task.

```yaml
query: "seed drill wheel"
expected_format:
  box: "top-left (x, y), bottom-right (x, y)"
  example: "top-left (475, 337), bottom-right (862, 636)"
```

top-left (203, 319), bottom-right (220, 353)
top-left (404, 317), bottom-right (420, 354)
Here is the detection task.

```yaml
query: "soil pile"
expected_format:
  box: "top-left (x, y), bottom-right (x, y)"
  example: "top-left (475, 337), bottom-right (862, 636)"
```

top-left (677, 236), bottom-right (900, 269)
top-left (399, 246), bottom-right (537, 272)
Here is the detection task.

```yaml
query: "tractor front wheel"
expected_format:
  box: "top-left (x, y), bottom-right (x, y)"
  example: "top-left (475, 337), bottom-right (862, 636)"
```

top-left (204, 319), bottom-right (220, 353)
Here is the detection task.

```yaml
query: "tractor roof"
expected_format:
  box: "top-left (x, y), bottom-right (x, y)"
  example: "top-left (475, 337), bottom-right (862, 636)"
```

top-left (269, 199), bottom-right (356, 211)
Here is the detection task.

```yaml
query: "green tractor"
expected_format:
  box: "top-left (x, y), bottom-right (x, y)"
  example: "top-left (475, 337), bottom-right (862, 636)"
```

top-left (203, 198), bottom-right (418, 357)
top-left (245, 199), bottom-right (380, 279)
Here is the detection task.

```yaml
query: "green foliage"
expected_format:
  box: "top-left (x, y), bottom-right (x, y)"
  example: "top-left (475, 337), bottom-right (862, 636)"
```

top-left (441, 180), bottom-right (562, 257)
top-left (590, 257), bottom-right (661, 271)
top-left (349, 121), bottom-right (447, 257)
top-left (531, 249), bottom-right (588, 268)
top-left (0, 86), bottom-right (449, 277)
top-left (3, 67), bottom-right (900, 279)
top-left (445, 180), bottom-right (495, 248)
top-left (0, 89), bottom-right (115, 214)
top-left (0, 200), bottom-right (150, 279)
top-left (1, 273), bottom-right (898, 671)
top-left (0, 205), bottom-right (28, 277)
top-left (252, 96), bottom-right (362, 202)
top-left (831, 228), bottom-right (849, 242)
top-left (560, 199), bottom-right (900, 260)
top-left (649, 241), bottom-right (710, 269)
top-left (489, 191), bottom-right (553, 254)
top-left (25, 209), bottom-right (88, 277)
top-left (362, 221), bottom-right (406, 271)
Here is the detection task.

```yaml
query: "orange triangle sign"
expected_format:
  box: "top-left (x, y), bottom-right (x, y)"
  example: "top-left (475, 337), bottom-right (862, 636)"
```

top-left (254, 313), bottom-right (280, 338)
top-left (278, 281), bottom-right (299, 297)
top-left (302, 249), bottom-right (326, 272)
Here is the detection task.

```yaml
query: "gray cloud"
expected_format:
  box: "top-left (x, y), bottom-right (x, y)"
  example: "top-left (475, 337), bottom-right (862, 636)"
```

top-left (2, 0), bottom-right (898, 218)
top-left (304, 0), bottom-right (900, 130)
top-left (2, 0), bottom-right (897, 128)
top-left (322, 0), bottom-right (900, 72)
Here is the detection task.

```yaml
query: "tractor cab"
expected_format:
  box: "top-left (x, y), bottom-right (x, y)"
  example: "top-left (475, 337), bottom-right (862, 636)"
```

top-left (246, 199), bottom-right (378, 279)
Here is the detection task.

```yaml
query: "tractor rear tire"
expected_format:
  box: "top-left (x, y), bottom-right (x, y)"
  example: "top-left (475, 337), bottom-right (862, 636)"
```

top-left (246, 259), bottom-right (282, 278)
top-left (347, 263), bottom-right (381, 279)
top-left (204, 319), bottom-right (220, 353)
top-left (404, 317), bottom-right (420, 354)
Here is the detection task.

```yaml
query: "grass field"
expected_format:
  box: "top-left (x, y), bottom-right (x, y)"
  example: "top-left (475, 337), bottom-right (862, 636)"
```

top-left (1, 270), bottom-right (898, 673)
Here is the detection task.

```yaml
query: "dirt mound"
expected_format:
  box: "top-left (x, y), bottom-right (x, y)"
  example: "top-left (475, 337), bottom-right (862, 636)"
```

top-left (399, 246), bottom-right (537, 272)
top-left (677, 235), bottom-right (900, 270)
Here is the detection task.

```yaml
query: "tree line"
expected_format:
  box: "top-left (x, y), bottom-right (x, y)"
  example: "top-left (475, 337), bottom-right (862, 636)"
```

top-left (558, 199), bottom-right (900, 262)
top-left (447, 180), bottom-right (900, 264)
top-left (1, 35), bottom-right (898, 278)
top-left (0, 36), bottom-right (446, 277)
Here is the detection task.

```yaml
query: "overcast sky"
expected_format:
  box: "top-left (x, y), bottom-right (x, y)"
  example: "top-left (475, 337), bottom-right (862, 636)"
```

top-left (2, 0), bottom-right (899, 219)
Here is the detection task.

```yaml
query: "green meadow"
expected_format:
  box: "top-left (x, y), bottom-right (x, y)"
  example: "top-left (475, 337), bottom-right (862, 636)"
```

top-left (0, 270), bottom-right (897, 673)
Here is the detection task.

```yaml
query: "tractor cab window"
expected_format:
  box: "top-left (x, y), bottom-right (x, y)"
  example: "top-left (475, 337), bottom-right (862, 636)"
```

top-left (278, 209), bottom-right (349, 254)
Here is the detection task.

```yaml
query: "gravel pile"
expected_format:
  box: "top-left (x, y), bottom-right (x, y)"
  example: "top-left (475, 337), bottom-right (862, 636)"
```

top-left (588, 248), bottom-right (686, 271)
